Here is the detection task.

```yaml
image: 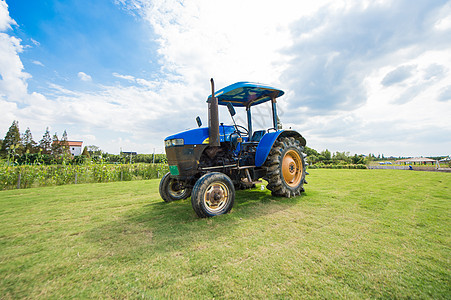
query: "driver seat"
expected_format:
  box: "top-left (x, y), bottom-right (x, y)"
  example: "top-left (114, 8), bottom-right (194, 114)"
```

top-left (250, 130), bottom-right (265, 142)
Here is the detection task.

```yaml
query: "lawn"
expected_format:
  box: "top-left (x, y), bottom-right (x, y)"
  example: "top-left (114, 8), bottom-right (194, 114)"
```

top-left (0, 169), bottom-right (449, 298)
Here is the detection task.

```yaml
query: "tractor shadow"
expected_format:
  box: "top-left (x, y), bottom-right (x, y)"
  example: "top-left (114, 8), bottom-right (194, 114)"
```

top-left (84, 186), bottom-right (307, 257)
top-left (233, 187), bottom-right (307, 217)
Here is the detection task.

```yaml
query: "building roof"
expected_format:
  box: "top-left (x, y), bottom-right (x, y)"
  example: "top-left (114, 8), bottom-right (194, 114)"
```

top-left (68, 141), bottom-right (83, 147)
top-left (52, 140), bottom-right (83, 147)
top-left (396, 157), bottom-right (436, 163)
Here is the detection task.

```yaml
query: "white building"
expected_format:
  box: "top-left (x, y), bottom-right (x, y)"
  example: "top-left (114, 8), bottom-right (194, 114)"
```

top-left (67, 141), bottom-right (83, 156)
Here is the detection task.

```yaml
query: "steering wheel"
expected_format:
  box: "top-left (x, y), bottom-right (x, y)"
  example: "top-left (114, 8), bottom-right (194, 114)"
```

top-left (234, 125), bottom-right (249, 137)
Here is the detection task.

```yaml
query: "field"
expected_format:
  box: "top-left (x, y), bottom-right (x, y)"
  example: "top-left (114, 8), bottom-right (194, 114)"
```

top-left (0, 169), bottom-right (450, 298)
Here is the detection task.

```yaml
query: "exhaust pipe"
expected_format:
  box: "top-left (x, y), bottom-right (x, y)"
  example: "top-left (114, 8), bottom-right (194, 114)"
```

top-left (208, 78), bottom-right (220, 147)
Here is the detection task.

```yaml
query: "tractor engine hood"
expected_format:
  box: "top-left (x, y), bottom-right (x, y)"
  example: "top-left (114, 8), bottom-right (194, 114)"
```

top-left (164, 125), bottom-right (236, 146)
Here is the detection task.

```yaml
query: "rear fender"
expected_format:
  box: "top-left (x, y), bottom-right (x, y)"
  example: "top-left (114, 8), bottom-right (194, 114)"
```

top-left (255, 130), bottom-right (306, 167)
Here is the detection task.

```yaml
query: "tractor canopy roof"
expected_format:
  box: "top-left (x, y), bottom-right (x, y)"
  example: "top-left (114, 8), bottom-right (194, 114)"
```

top-left (207, 81), bottom-right (284, 107)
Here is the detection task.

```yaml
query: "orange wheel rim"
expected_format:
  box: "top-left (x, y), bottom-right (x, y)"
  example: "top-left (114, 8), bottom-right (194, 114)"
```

top-left (282, 150), bottom-right (302, 187)
top-left (168, 179), bottom-right (186, 198)
top-left (203, 182), bottom-right (229, 213)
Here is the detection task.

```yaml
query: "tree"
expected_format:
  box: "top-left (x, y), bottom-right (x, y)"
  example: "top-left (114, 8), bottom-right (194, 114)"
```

top-left (304, 146), bottom-right (319, 157)
top-left (333, 151), bottom-right (351, 163)
top-left (39, 127), bottom-right (52, 154)
top-left (82, 146), bottom-right (90, 158)
top-left (352, 154), bottom-right (365, 164)
top-left (321, 149), bottom-right (332, 161)
top-left (87, 145), bottom-right (102, 160)
top-left (1, 120), bottom-right (22, 157)
top-left (22, 127), bottom-right (37, 154)
top-left (51, 133), bottom-right (63, 157)
top-left (87, 145), bottom-right (101, 155)
top-left (60, 130), bottom-right (71, 157)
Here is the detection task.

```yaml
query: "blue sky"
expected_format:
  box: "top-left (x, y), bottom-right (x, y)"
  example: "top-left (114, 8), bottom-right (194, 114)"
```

top-left (8, 0), bottom-right (158, 92)
top-left (1, 0), bottom-right (451, 156)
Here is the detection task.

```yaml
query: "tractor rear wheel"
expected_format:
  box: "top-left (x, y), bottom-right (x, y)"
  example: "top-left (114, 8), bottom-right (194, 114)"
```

top-left (159, 172), bottom-right (192, 202)
top-left (191, 172), bottom-right (235, 218)
top-left (264, 137), bottom-right (306, 197)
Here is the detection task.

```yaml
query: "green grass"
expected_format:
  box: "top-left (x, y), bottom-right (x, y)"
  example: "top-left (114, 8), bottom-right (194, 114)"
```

top-left (0, 169), bottom-right (450, 299)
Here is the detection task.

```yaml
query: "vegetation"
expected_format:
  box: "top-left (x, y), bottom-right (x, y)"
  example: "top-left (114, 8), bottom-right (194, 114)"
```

top-left (101, 153), bottom-right (167, 164)
top-left (2, 120), bottom-right (447, 168)
top-left (305, 147), bottom-right (367, 168)
top-left (0, 169), bottom-right (449, 298)
top-left (0, 120), bottom-right (168, 166)
top-left (0, 121), bottom-right (72, 163)
top-left (0, 163), bottom-right (168, 190)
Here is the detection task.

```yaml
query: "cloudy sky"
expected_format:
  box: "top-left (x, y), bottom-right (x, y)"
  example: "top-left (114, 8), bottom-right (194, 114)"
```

top-left (1, 0), bottom-right (450, 156)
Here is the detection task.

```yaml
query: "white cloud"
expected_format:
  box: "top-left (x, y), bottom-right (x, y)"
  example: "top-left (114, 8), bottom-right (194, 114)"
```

top-left (77, 71), bottom-right (92, 82)
top-left (112, 72), bottom-right (158, 88)
top-left (122, 0), bottom-right (332, 88)
top-left (0, 0), bottom-right (16, 31)
top-left (280, 0), bottom-right (451, 156)
top-left (0, 33), bottom-right (31, 101)
top-left (0, 3), bottom-right (37, 106)
top-left (434, 1), bottom-right (451, 31)
top-left (113, 72), bottom-right (135, 81)
top-left (32, 60), bottom-right (44, 67)
top-left (30, 38), bottom-right (40, 46)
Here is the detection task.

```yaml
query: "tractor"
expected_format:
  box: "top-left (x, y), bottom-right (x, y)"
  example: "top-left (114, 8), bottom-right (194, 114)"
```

top-left (159, 79), bottom-right (307, 217)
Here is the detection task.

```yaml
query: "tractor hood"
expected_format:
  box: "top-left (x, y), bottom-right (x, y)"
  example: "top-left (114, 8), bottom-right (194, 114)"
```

top-left (165, 125), bottom-right (236, 145)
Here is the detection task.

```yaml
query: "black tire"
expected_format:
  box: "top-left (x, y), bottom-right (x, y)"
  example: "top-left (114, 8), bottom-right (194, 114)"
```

top-left (264, 137), bottom-right (307, 197)
top-left (191, 172), bottom-right (235, 218)
top-left (159, 172), bottom-right (192, 203)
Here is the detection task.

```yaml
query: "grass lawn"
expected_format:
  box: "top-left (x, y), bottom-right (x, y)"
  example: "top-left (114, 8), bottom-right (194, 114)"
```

top-left (0, 169), bottom-right (450, 298)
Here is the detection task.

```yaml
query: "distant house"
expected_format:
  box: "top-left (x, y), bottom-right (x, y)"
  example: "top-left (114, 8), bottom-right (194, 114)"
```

top-left (68, 141), bottom-right (83, 156)
top-left (396, 157), bottom-right (436, 165)
top-left (122, 151), bottom-right (137, 156)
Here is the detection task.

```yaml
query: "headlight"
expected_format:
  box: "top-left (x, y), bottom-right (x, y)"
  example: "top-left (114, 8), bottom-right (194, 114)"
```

top-left (165, 138), bottom-right (184, 147)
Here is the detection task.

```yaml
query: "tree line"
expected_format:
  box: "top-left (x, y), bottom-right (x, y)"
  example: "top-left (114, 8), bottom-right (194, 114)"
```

top-left (0, 120), bottom-right (166, 165)
top-left (3, 120), bottom-right (405, 167)
top-left (304, 147), bottom-right (367, 165)
top-left (0, 120), bottom-right (75, 164)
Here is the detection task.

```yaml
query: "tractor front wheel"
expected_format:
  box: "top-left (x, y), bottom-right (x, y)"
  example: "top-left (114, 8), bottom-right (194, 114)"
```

top-left (264, 137), bottom-right (306, 197)
top-left (159, 172), bottom-right (192, 202)
top-left (191, 172), bottom-right (235, 218)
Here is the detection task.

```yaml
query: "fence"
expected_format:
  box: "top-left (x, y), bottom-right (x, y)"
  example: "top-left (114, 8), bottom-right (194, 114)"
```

top-left (308, 164), bottom-right (368, 169)
top-left (368, 165), bottom-right (451, 172)
top-left (368, 166), bottom-right (410, 170)
top-left (0, 163), bottom-right (169, 190)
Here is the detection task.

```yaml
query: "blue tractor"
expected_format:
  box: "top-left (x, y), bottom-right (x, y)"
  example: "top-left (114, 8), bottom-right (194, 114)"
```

top-left (160, 79), bottom-right (307, 217)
